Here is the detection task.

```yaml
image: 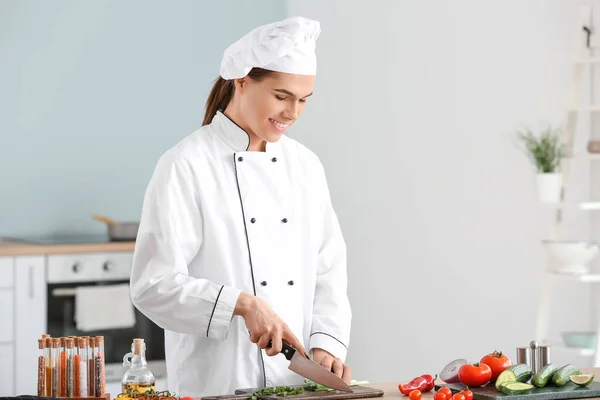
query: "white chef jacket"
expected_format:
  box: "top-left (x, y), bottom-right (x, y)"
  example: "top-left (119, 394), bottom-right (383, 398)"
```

top-left (129, 111), bottom-right (351, 397)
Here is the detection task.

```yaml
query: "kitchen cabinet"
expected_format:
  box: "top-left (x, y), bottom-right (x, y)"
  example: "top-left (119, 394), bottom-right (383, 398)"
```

top-left (0, 242), bottom-right (154, 397)
top-left (14, 255), bottom-right (46, 396)
top-left (0, 257), bottom-right (14, 288)
top-left (0, 344), bottom-right (15, 396)
top-left (0, 291), bottom-right (14, 342)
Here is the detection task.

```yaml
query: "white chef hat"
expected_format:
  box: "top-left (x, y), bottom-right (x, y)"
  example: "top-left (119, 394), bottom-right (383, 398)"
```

top-left (220, 16), bottom-right (321, 80)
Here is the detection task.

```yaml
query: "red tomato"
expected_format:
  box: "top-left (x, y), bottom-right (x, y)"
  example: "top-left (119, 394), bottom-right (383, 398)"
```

top-left (480, 351), bottom-right (512, 381)
top-left (434, 393), bottom-right (448, 400)
top-left (438, 387), bottom-right (453, 400)
top-left (461, 389), bottom-right (473, 400)
top-left (458, 362), bottom-right (492, 387)
top-left (409, 390), bottom-right (422, 400)
top-left (452, 394), bottom-right (466, 400)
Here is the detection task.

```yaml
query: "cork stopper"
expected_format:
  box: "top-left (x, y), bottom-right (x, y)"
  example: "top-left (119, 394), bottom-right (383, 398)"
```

top-left (52, 338), bottom-right (60, 348)
top-left (60, 337), bottom-right (66, 348)
top-left (66, 338), bottom-right (74, 349)
top-left (45, 338), bottom-right (52, 348)
top-left (38, 338), bottom-right (45, 349)
top-left (90, 337), bottom-right (95, 348)
top-left (41, 334), bottom-right (50, 339)
top-left (77, 338), bottom-right (84, 348)
top-left (95, 336), bottom-right (104, 344)
top-left (133, 338), bottom-right (144, 355)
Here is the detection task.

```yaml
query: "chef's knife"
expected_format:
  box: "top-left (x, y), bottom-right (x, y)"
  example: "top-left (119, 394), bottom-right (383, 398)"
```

top-left (272, 341), bottom-right (353, 393)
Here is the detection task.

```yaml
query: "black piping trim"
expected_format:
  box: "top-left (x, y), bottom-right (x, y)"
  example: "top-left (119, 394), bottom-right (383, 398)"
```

top-left (310, 332), bottom-right (348, 349)
top-left (233, 154), bottom-right (256, 295)
top-left (219, 110), bottom-right (250, 151)
top-left (233, 153), bottom-right (266, 386)
top-left (206, 285), bottom-right (224, 337)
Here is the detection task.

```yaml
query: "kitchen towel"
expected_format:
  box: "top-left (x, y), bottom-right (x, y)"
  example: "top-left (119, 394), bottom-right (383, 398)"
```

top-left (74, 283), bottom-right (136, 332)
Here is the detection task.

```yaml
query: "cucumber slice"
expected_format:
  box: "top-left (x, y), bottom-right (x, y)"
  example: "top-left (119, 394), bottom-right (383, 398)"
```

top-left (500, 382), bottom-right (534, 395)
top-left (507, 363), bottom-right (534, 382)
top-left (532, 363), bottom-right (560, 388)
top-left (495, 370), bottom-right (517, 391)
top-left (570, 374), bottom-right (595, 387)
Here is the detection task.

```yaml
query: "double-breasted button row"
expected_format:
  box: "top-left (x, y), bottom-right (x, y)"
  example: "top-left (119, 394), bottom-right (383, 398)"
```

top-left (259, 280), bottom-right (295, 286)
top-left (249, 217), bottom-right (289, 223)
top-left (236, 156), bottom-right (279, 162)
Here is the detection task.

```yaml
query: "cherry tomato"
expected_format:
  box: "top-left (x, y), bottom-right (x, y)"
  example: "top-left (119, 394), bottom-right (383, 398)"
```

top-left (458, 362), bottom-right (492, 387)
top-left (439, 387), bottom-right (453, 400)
top-left (461, 389), bottom-right (473, 400)
top-left (452, 394), bottom-right (466, 400)
top-left (434, 393), bottom-right (448, 400)
top-left (480, 351), bottom-right (512, 381)
top-left (409, 390), bottom-right (422, 400)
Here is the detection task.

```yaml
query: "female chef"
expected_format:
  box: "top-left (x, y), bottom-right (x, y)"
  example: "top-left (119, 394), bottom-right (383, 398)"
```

top-left (129, 16), bottom-right (352, 396)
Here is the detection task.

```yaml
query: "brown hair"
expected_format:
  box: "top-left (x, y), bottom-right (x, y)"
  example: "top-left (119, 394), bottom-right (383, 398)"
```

top-left (203, 68), bottom-right (275, 126)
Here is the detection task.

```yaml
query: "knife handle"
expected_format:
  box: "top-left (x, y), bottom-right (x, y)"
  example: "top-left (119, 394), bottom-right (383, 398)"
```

top-left (266, 340), bottom-right (297, 360)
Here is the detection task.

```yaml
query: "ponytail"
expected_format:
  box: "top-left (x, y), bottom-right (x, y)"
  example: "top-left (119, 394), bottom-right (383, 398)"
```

top-left (202, 68), bottom-right (275, 126)
top-left (203, 77), bottom-right (235, 126)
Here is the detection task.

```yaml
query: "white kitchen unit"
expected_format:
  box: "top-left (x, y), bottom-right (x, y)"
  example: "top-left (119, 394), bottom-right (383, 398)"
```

top-left (0, 256), bottom-right (15, 396)
top-left (0, 344), bottom-right (14, 395)
top-left (1, 240), bottom-right (166, 397)
top-left (0, 256), bottom-right (14, 288)
top-left (14, 255), bottom-right (46, 395)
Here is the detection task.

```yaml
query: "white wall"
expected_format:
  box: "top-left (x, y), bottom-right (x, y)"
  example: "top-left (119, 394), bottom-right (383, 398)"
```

top-left (0, 0), bottom-right (286, 238)
top-left (286, 0), bottom-right (596, 382)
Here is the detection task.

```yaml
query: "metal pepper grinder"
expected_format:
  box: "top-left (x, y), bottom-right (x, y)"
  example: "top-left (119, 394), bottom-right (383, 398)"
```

top-left (530, 341), bottom-right (538, 374)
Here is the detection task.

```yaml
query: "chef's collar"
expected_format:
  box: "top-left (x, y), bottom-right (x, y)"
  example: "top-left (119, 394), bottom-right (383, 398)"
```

top-left (213, 111), bottom-right (280, 153)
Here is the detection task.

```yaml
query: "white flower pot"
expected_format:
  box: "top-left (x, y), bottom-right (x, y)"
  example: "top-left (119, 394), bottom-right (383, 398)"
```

top-left (536, 173), bottom-right (562, 203)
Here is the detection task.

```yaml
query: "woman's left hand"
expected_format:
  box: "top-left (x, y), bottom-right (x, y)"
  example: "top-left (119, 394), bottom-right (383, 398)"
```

top-left (311, 348), bottom-right (352, 384)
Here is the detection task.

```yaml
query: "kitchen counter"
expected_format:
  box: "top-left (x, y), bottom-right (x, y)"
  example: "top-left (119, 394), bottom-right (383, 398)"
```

top-left (0, 237), bottom-right (135, 256)
top-left (195, 368), bottom-right (600, 400)
top-left (356, 367), bottom-right (600, 400)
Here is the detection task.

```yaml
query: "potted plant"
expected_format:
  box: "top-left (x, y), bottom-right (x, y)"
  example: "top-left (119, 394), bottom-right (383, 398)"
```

top-left (516, 125), bottom-right (563, 203)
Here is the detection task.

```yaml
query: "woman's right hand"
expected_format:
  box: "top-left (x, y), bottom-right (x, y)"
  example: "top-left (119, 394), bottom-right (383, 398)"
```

top-left (235, 292), bottom-right (308, 358)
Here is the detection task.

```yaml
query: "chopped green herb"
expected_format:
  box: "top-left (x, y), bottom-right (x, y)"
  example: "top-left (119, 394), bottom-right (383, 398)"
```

top-left (252, 385), bottom-right (304, 398)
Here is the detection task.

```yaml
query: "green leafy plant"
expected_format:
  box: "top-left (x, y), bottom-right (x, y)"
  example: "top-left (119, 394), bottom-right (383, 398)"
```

top-left (516, 126), bottom-right (563, 173)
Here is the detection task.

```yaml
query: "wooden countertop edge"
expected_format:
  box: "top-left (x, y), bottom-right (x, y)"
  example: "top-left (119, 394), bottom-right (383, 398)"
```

top-left (0, 241), bottom-right (136, 256)
top-left (194, 368), bottom-right (600, 400)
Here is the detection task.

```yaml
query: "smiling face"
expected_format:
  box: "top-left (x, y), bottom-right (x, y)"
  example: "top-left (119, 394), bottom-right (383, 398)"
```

top-left (232, 70), bottom-right (315, 146)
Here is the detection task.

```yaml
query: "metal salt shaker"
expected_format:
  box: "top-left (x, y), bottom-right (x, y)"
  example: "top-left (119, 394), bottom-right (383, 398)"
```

top-left (516, 346), bottom-right (531, 367)
top-left (529, 341), bottom-right (538, 374)
top-left (538, 344), bottom-right (551, 368)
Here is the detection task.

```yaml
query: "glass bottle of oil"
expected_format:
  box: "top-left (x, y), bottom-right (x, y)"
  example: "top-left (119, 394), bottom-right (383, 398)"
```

top-left (121, 338), bottom-right (155, 396)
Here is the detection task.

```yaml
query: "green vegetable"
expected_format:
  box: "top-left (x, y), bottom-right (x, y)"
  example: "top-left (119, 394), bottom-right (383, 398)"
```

top-left (495, 370), bottom-right (517, 391)
top-left (531, 363), bottom-right (560, 388)
top-left (500, 382), bottom-right (534, 395)
top-left (552, 364), bottom-right (581, 386)
top-left (506, 363), bottom-right (533, 382)
top-left (251, 386), bottom-right (304, 399)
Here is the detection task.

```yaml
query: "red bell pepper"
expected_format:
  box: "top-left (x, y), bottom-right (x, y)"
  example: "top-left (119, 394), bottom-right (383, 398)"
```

top-left (399, 377), bottom-right (427, 395)
top-left (398, 374), bottom-right (437, 396)
top-left (421, 374), bottom-right (437, 391)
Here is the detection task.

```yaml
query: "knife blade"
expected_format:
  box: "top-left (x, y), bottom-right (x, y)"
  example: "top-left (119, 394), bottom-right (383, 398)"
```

top-left (276, 341), bottom-right (353, 393)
